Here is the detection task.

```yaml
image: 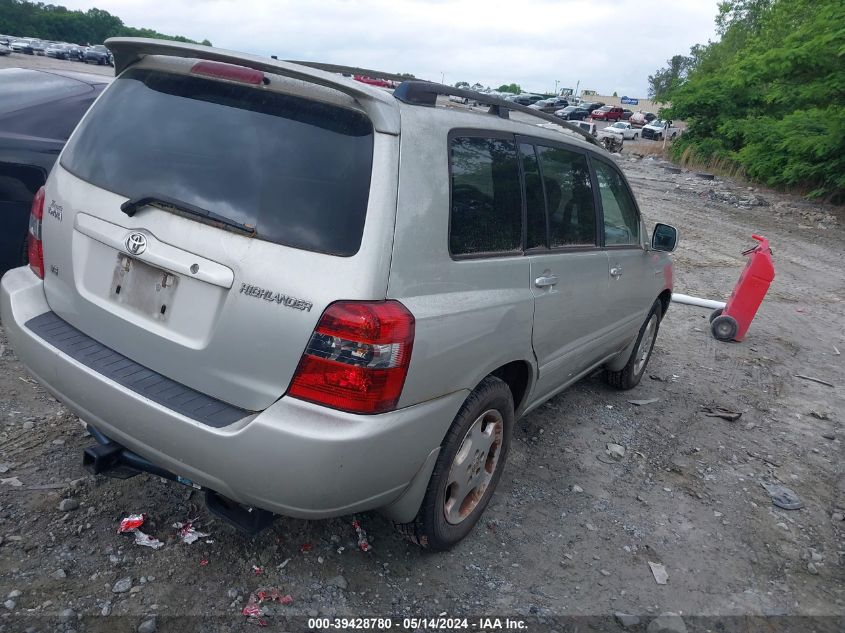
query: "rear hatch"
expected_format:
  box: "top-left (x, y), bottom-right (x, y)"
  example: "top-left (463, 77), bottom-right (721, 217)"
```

top-left (41, 59), bottom-right (396, 411)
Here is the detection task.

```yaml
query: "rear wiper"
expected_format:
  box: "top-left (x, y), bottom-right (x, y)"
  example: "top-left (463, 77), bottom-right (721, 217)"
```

top-left (120, 194), bottom-right (256, 236)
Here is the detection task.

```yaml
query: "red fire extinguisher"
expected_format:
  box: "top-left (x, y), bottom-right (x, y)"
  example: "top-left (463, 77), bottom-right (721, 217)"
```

top-left (710, 235), bottom-right (775, 342)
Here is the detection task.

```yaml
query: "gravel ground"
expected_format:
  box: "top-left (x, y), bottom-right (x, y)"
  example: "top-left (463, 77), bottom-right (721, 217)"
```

top-left (1, 54), bottom-right (843, 633)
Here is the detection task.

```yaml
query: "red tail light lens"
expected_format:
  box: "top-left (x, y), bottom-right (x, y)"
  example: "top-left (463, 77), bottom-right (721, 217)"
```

top-left (27, 186), bottom-right (45, 279)
top-left (289, 301), bottom-right (415, 414)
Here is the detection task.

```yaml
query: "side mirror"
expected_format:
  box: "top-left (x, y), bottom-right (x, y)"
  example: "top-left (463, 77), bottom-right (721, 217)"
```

top-left (652, 223), bottom-right (678, 252)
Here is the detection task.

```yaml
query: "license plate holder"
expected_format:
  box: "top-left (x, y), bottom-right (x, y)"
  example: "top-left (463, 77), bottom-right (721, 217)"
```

top-left (111, 254), bottom-right (179, 321)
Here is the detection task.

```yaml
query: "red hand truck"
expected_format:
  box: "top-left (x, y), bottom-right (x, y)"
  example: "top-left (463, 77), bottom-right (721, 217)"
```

top-left (710, 235), bottom-right (775, 342)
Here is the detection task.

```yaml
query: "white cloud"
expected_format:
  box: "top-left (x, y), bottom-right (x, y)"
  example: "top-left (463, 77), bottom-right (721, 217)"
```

top-left (58, 0), bottom-right (719, 96)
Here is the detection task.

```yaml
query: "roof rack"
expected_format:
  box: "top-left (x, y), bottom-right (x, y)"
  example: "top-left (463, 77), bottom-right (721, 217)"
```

top-left (393, 81), bottom-right (600, 147)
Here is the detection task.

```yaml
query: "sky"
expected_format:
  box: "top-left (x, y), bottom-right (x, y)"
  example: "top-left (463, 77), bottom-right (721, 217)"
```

top-left (57, 0), bottom-right (720, 97)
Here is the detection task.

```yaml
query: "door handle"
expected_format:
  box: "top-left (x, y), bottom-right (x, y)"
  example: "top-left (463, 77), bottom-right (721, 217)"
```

top-left (610, 266), bottom-right (623, 278)
top-left (535, 275), bottom-right (559, 288)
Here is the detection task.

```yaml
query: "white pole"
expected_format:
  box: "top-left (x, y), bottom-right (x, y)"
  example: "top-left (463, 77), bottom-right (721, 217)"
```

top-left (671, 293), bottom-right (726, 310)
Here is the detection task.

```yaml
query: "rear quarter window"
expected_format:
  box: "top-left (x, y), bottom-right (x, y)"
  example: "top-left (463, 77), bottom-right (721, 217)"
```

top-left (60, 68), bottom-right (374, 257)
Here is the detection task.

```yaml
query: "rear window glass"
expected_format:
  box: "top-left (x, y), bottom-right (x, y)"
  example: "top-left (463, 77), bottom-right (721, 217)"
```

top-left (449, 136), bottom-right (521, 256)
top-left (60, 68), bottom-right (374, 257)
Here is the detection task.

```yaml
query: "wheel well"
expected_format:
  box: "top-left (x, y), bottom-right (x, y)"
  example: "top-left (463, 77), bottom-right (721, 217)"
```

top-left (658, 289), bottom-right (672, 316)
top-left (490, 361), bottom-right (531, 411)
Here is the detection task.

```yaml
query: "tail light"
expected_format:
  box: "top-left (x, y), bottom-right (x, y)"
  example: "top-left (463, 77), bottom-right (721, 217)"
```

top-left (27, 186), bottom-right (45, 279)
top-left (289, 301), bottom-right (415, 414)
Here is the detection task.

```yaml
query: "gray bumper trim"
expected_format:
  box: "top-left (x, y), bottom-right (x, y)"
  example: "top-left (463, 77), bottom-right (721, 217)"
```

top-left (25, 311), bottom-right (252, 427)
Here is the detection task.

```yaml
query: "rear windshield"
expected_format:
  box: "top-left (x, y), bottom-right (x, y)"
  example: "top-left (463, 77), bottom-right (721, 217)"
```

top-left (60, 68), bottom-right (374, 256)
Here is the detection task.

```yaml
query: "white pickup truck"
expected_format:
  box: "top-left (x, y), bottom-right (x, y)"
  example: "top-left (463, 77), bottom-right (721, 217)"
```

top-left (641, 119), bottom-right (680, 141)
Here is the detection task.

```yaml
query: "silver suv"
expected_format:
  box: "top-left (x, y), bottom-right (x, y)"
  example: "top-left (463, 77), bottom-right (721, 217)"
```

top-left (0, 39), bottom-right (677, 550)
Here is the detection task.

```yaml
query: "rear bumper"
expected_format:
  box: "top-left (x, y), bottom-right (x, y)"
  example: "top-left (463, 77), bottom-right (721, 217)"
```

top-left (1, 267), bottom-right (466, 518)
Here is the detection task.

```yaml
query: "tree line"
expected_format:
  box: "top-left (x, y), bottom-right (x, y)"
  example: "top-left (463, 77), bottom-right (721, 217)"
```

top-left (0, 0), bottom-right (210, 46)
top-left (648, 0), bottom-right (844, 201)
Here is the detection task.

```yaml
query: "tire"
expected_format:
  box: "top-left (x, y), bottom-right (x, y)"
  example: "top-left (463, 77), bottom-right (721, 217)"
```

top-left (708, 308), bottom-right (723, 323)
top-left (711, 315), bottom-right (738, 341)
top-left (606, 300), bottom-right (662, 390)
top-left (394, 376), bottom-right (514, 550)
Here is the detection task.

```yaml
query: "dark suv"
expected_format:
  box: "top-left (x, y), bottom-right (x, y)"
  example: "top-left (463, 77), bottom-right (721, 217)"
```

top-left (0, 68), bottom-right (110, 270)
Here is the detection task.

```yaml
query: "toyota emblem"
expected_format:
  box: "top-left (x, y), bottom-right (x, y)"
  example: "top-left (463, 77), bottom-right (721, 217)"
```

top-left (125, 232), bottom-right (147, 255)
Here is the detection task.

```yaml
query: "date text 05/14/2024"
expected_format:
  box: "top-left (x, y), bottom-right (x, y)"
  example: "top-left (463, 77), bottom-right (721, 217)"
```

top-left (307, 617), bottom-right (528, 630)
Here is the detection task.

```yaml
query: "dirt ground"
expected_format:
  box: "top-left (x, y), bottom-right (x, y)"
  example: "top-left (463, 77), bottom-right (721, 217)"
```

top-left (1, 55), bottom-right (844, 633)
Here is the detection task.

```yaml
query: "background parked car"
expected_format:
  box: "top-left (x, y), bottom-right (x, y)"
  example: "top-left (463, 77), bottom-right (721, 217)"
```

top-left (555, 105), bottom-right (589, 120)
top-left (629, 111), bottom-right (657, 127)
top-left (566, 120), bottom-right (598, 137)
top-left (621, 108), bottom-right (634, 120)
top-left (31, 40), bottom-right (46, 55)
top-left (582, 102), bottom-right (604, 114)
top-left (45, 43), bottom-right (72, 60)
top-left (600, 121), bottom-right (640, 140)
top-left (590, 105), bottom-right (624, 121)
top-left (641, 119), bottom-right (680, 140)
top-left (83, 44), bottom-right (113, 65)
top-left (0, 68), bottom-right (111, 271)
top-left (511, 93), bottom-right (544, 106)
top-left (530, 97), bottom-right (569, 113)
top-left (0, 42), bottom-right (10, 56)
top-left (10, 39), bottom-right (35, 54)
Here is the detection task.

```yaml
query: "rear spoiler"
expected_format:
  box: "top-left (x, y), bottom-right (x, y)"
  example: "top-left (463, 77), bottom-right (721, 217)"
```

top-left (104, 38), bottom-right (400, 135)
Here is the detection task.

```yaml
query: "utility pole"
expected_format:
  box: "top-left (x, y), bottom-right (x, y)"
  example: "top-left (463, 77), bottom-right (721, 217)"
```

top-left (440, 72), bottom-right (445, 84)
top-left (575, 80), bottom-right (580, 98)
top-left (555, 79), bottom-right (559, 95)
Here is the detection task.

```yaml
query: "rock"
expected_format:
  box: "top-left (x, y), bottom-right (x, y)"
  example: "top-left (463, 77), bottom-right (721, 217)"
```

top-left (571, 484), bottom-right (584, 493)
top-left (647, 612), bottom-right (688, 633)
top-left (52, 438), bottom-right (66, 445)
top-left (600, 569), bottom-right (611, 576)
top-left (615, 613), bottom-right (641, 628)
top-left (807, 562), bottom-right (819, 575)
top-left (59, 608), bottom-right (76, 623)
top-left (821, 433), bottom-right (835, 440)
top-left (130, 585), bottom-right (143, 594)
top-left (101, 602), bottom-right (112, 616)
top-left (585, 522), bottom-right (597, 531)
top-left (58, 498), bottom-right (79, 512)
top-left (227, 588), bottom-right (238, 599)
top-left (606, 443), bottom-right (626, 460)
top-left (833, 512), bottom-right (844, 522)
top-left (112, 577), bottom-right (133, 593)
top-left (6, 590), bottom-right (21, 600)
top-left (3, 599), bottom-right (15, 610)
top-left (327, 575), bottom-right (349, 590)
top-left (147, 576), bottom-right (155, 582)
top-left (51, 568), bottom-right (67, 579)
top-left (138, 618), bottom-right (157, 633)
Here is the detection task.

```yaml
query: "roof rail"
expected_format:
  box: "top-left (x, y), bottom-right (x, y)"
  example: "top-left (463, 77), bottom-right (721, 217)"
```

top-left (393, 81), bottom-right (600, 147)
top-left (104, 38), bottom-right (400, 135)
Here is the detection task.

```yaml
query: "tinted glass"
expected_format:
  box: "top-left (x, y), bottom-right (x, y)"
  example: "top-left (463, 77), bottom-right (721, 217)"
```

top-left (536, 145), bottom-right (596, 247)
top-left (61, 69), bottom-right (374, 256)
top-left (450, 137), bottom-right (521, 256)
top-left (594, 160), bottom-right (640, 246)
top-left (0, 69), bottom-right (91, 113)
top-left (520, 144), bottom-right (546, 249)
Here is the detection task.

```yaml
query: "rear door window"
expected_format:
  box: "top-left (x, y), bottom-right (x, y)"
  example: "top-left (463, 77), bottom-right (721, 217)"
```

top-left (535, 145), bottom-right (596, 247)
top-left (593, 159), bottom-right (641, 246)
top-left (60, 68), bottom-right (374, 257)
top-left (449, 136), bottom-right (521, 256)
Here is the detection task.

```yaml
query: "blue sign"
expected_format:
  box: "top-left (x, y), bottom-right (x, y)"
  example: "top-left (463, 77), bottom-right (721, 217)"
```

top-left (621, 96), bottom-right (639, 105)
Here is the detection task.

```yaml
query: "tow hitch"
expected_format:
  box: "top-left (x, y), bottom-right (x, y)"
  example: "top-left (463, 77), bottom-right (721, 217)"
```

top-left (83, 425), bottom-right (275, 534)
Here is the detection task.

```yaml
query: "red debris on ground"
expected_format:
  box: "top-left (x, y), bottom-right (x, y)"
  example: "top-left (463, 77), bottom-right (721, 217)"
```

top-left (242, 588), bottom-right (294, 626)
top-left (352, 517), bottom-right (372, 552)
top-left (117, 514), bottom-right (146, 533)
top-left (299, 542), bottom-right (313, 553)
top-left (252, 565), bottom-right (263, 575)
top-left (200, 558), bottom-right (209, 566)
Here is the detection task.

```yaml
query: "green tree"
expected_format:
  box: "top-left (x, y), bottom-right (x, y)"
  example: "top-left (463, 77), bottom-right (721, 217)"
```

top-left (454, 81), bottom-right (470, 89)
top-left (665, 0), bottom-right (845, 200)
top-left (647, 54), bottom-right (695, 102)
top-left (0, 0), bottom-right (208, 45)
top-left (497, 83), bottom-right (521, 94)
